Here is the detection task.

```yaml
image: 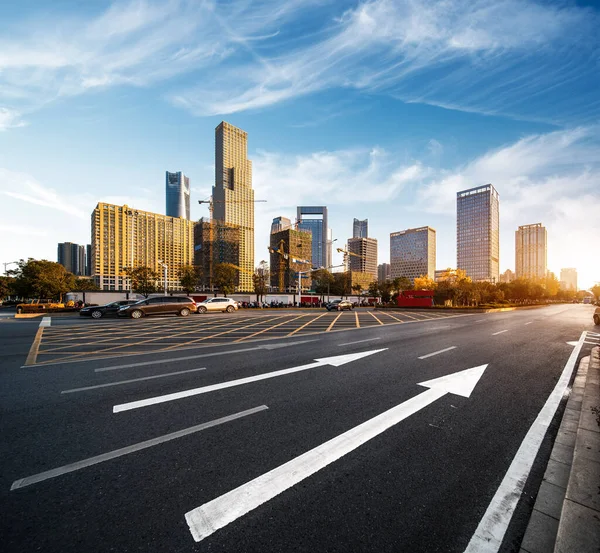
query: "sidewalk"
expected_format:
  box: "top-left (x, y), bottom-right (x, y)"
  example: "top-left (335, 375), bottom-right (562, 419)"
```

top-left (520, 345), bottom-right (600, 553)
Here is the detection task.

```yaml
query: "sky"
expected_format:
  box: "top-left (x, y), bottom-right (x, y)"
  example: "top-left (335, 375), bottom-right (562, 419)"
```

top-left (0, 0), bottom-right (599, 289)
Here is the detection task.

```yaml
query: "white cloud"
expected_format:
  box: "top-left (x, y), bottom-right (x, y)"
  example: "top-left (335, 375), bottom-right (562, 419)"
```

top-left (0, 107), bottom-right (26, 130)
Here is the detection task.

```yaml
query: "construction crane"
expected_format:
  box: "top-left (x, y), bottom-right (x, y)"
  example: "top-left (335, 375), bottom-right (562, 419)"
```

top-left (198, 197), bottom-right (267, 218)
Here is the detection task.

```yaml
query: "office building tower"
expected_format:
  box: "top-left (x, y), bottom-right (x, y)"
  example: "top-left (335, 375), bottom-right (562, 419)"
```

top-left (560, 268), bottom-right (578, 291)
top-left (353, 218), bottom-right (368, 238)
top-left (515, 223), bottom-right (547, 280)
top-left (499, 269), bottom-right (516, 283)
top-left (347, 237), bottom-right (378, 281)
top-left (213, 121), bottom-right (254, 291)
top-left (165, 171), bottom-right (190, 220)
top-left (390, 226), bottom-right (436, 284)
top-left (91, 203), bottom-right (195, 290)
top-left (86, 244), bottom-right (92, 276)
top-left (57, 242), bottom-right (86, 276)
top-left (271, 216), bottom-right (291, 234)
top-left (457, 184), bottom-right (500, 282)
top-left (269, 228), bottom-right (312, 292)
top-left (378, 263), bottom-right (391, 282)
top-left (194, 219), bottom-right (240, 290)
top-left (297, 206), bottom-right (329, 269)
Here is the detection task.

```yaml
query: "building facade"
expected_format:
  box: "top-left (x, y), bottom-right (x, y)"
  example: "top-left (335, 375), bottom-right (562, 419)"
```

top-left (378, 263), bottom-right (391, 282)
top-left (560, 268), bottom-right (578, 291)
top-left (91, 203), bottom-right (195, 291)
top-left (297, 206), bottom-right (329, 269)
top-left (515, 223), bottom-right (547, 280)
top-left (269, 228), bottom-right (312, 292)
top-left (347, 237), bottom-right (378, 281)
top-left (390, 226), bottom-right (436, 284)
top-left (213, 121), bottom-right (254, 291)
top-left (165, 171), bottom-right (190, 220)
top-left (499, 269), bottom-right (516, 283)
top-left (194, 219), bottom-right (240, 290)
top-left (57, 242), bottom-right (88, 276)
top-left (270, 216), bottom-right (291, 234)
top-left (353, 218), bottom-right (368, 238)
top-left (457, 184), bottom-right (500, 282)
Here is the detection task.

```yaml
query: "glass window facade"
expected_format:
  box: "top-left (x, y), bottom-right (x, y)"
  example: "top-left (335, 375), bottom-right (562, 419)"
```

top-left (515, 223), bottom-right (547, 279)
top-left (165, 171), bottom-right (190, 220)
top-left (390, 227), bottom-right (436, 284)
top-left (297, 206), bottom-right (329, 269)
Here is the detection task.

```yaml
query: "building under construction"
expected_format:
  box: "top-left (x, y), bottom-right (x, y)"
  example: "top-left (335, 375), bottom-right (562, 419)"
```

top-left (194, 218), bottom-right (240, 290)
top-left (269, 228), bottom-right (312, 292)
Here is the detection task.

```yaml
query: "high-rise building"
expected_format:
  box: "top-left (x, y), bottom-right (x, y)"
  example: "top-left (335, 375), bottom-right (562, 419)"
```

top-left (560, 268), bottom-right (578, 291)
top-left (269, 228), bottom-right (312, 292)
top-left (194, 218), bottom-right (240, 290)
top-left (457, 184), bottom-right (500, 282)
top-left (353, 218), bottom-right (368, 238)
top-left (271, 216), bottom-right (291, 234)
top-left (390, 226), bottom-right (436, 284)
top-left (213, 121), bottom-right (254, 291)
top-left (499, 269), bottom-right (516, 283)
top-left (86, 244), bottom-right (92, 276)
top-left (297, 206), bottom-right (329, 269)
top-left (515, 223), bottom-right (547, 280)
top-left (378, 263), bottom-right (391, 282)
top-left (57, 242), bottom-right (87, 276)
top-left (165, 171), bottom-right (190, 220)
top-left (91, 203), bottom-right (195, 290)
top-left (347, 237), bottom-right (378, 281)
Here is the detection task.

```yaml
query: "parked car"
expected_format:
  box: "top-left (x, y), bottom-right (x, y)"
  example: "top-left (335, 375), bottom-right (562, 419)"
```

top-left (80, 300), bottom-right (138, 319)
top-left (197, 297), bottom-right (239, 313)
top-left (118, 296), bottom-right (197, 319)
top-left (326, 299), bottom-right (354, 311)
top-left (594, 307), bottom-right (600, 326)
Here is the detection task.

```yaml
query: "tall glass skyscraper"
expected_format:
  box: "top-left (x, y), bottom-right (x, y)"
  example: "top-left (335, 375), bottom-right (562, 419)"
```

top-left (353, 218), bottom-right (368, 238)
top-left (390, 227), bottom-right (436, 283)
top-left (57, 242), bottom-right (88, 276)
top-left (165, 171), bottom-right (190, 220)
top-left (515, 223), bottom-right (547, 279)
top-left (456, 184), bottom-right (500, 282)
top-left (297, 206), bottom-right (329, 269)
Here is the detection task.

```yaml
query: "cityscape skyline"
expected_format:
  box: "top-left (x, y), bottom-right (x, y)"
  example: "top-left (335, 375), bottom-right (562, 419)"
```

top-left (0, 1), bottom-right (598, 289)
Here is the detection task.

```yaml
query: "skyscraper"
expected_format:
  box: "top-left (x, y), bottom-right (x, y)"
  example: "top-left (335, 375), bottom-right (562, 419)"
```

top-left (269, 228), bottom-right (312, 292)
top-left (560, 268), bottom-right (578, 291)
top-left (57, 242), bottom-right (87, 276)
top-left (378, 263), bottom-right (391, 282)
top-left (297, 206), bottom-right (329, 269)
top-left (194, 219), bottom-right (240, 290)
top-left (165, 171), bottom-right (190, 219)
top-left (347, 237), bottom-right (378, 280)
top-left (213, 121), bottom-right (254, 292)
top-left (515, 223), bottom-right (547, 280)
top-left (271, 216), bottom-right (291, 234)
top-left (390, 226), bottom-right (436, 283)
top-left (456, 184), bottom-right (500, 282)
top-left (91, 203), bottom-right (195, 290)
top-left (353, 218), bottom-right (368, 238)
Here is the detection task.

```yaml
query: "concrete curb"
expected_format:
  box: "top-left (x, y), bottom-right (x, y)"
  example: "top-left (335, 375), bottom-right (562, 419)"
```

top-left (520, 346), bottom-right (600, 553)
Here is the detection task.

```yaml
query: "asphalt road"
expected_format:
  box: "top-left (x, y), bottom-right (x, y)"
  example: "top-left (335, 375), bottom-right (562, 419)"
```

top-left (1, 304), bottom-right (598, 553)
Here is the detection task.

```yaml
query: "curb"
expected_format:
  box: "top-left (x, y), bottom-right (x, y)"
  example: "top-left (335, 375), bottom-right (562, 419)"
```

top-left (520, 346), bottom-right (600, 553)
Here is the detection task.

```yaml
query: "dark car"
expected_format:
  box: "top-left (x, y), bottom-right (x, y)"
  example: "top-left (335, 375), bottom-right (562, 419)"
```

top-left (80, 300), bottom-right (138, 319)
top-left (594, 307), bottom-right (600, 326)
top-left (326, 299), bottom-right (353, 311)
top-left (118, 296), bottom-right (197, 319)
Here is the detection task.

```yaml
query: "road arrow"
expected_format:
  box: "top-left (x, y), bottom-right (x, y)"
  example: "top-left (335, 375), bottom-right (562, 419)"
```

top-left (113, 349), bottom-right (388, 414)
top-left (184, 364), bottom-right (489, 542)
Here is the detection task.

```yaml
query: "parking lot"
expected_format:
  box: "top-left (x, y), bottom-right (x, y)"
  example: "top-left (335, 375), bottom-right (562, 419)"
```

top-left (27, 309), bottom-right (464, 366)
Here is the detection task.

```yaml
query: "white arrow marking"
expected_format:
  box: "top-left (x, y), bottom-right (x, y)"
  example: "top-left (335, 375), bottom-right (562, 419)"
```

top-left (113, 349), bottom-right (387, 413)
top-left (184, 364), bottom-right (488, 542)
top-left (567, 341), bottom-right (579, 346)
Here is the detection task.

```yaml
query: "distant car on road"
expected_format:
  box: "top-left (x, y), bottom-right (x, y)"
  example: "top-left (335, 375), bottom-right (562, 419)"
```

top-left (118, 296), bottom-right (197, 319)
top-left (79, 300), bottom-right (138, 319)
top-left (196, 297), bottom-right (239, 313)
top-left (594, 307), bottom-right (600, 326)
top-left (326, 299), bottom-right (354, 311)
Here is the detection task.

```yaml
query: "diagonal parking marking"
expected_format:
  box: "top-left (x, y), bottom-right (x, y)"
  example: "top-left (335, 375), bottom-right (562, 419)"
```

top-left (367, 311), bottom-right (384, 325)
top-left (355, 311), bottom-right (360, 328)
top-left (233, 314), bottom-right (309, 343)
top-left (378, 312), bottom-right (404, 323)
top-left (326, 313), bottom-right (343, 331)
top-left (287, 313), bottom-right (329, 336)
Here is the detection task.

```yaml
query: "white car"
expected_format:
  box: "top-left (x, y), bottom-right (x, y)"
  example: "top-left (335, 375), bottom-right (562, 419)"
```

top-left (197, 297), bottom-right (239, 313)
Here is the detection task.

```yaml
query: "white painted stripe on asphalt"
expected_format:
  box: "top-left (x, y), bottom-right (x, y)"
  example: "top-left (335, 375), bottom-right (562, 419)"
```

top-left (417, 346), bottom-right (457, 360)
top-left (492, 330), bottom-right (508, 335)
top-left (524, 322), bottom-right (533, 325)
top-left (185, 387), bottom-right (447, 542)
top-left (464, 330), bottom-right (587, 553)
top-left (60, 367), bottom-right (207, 394)
top-left (40, 317), bottom-right (51, 327)
top-left (10, 405), bottom-right (268, 491)
top-left (338, 337), bottom-right (381, 346)
top-left (474, 319), bottom-right (487, 322)
top-left (584, 340), bottom-right (599, 345)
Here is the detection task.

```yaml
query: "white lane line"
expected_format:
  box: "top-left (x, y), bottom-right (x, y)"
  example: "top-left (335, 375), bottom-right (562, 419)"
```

top-left (40, 317), bottom-right (51, 327)
top-left (474, 319), bottom-right (487, 322)
top-left (60, 368), bottom-right (206, 394)
top-left (338, 337), bottom-right (381, 346)
top-left (524, 322), bottom-right (533, 325)
top-left (492, 330), bottom-right (508, 335)
top-left (464, 331), bottom-right (587, 553)
top-left (10, 405), bottom-right (268, 491)
top-left (417, 346), bottom-right (457, 360)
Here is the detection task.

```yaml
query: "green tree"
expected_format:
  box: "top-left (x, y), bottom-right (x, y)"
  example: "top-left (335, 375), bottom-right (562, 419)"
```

top-left (8, 258), bottom-right (76, 300)
top-left (126, 266), bottom-right (159, 297)
top-left (591, 284), bottom-right (600, 303)
top-left (0, 276), bottom-right (14, 300)
top-left (214, 263), bottom-right (238, 296)
top-left (368, 281), bottom-right (380, 302)
top-left (178, 265), bottom-right (201, 295)
top-left (378, 280), bottom-right (393, 303)
top-left (72, 278), bottom-right (100, 291)
top-left (331, 272), bottom-right (352, 298)
top-left (413, 275), bottom-right (436, 290)
top-left (352, 283), bottom-right (363, 304)
top-left (253, 271), bottom-right (269, 302)
top-left (392, 276), bottom-right (411, 294)
top-left (311, 269), bottom-right (334, 298)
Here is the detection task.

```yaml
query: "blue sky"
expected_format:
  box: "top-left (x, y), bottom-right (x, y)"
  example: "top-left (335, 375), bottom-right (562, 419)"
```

top-left (0, 0), bottom-right (599, 288)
